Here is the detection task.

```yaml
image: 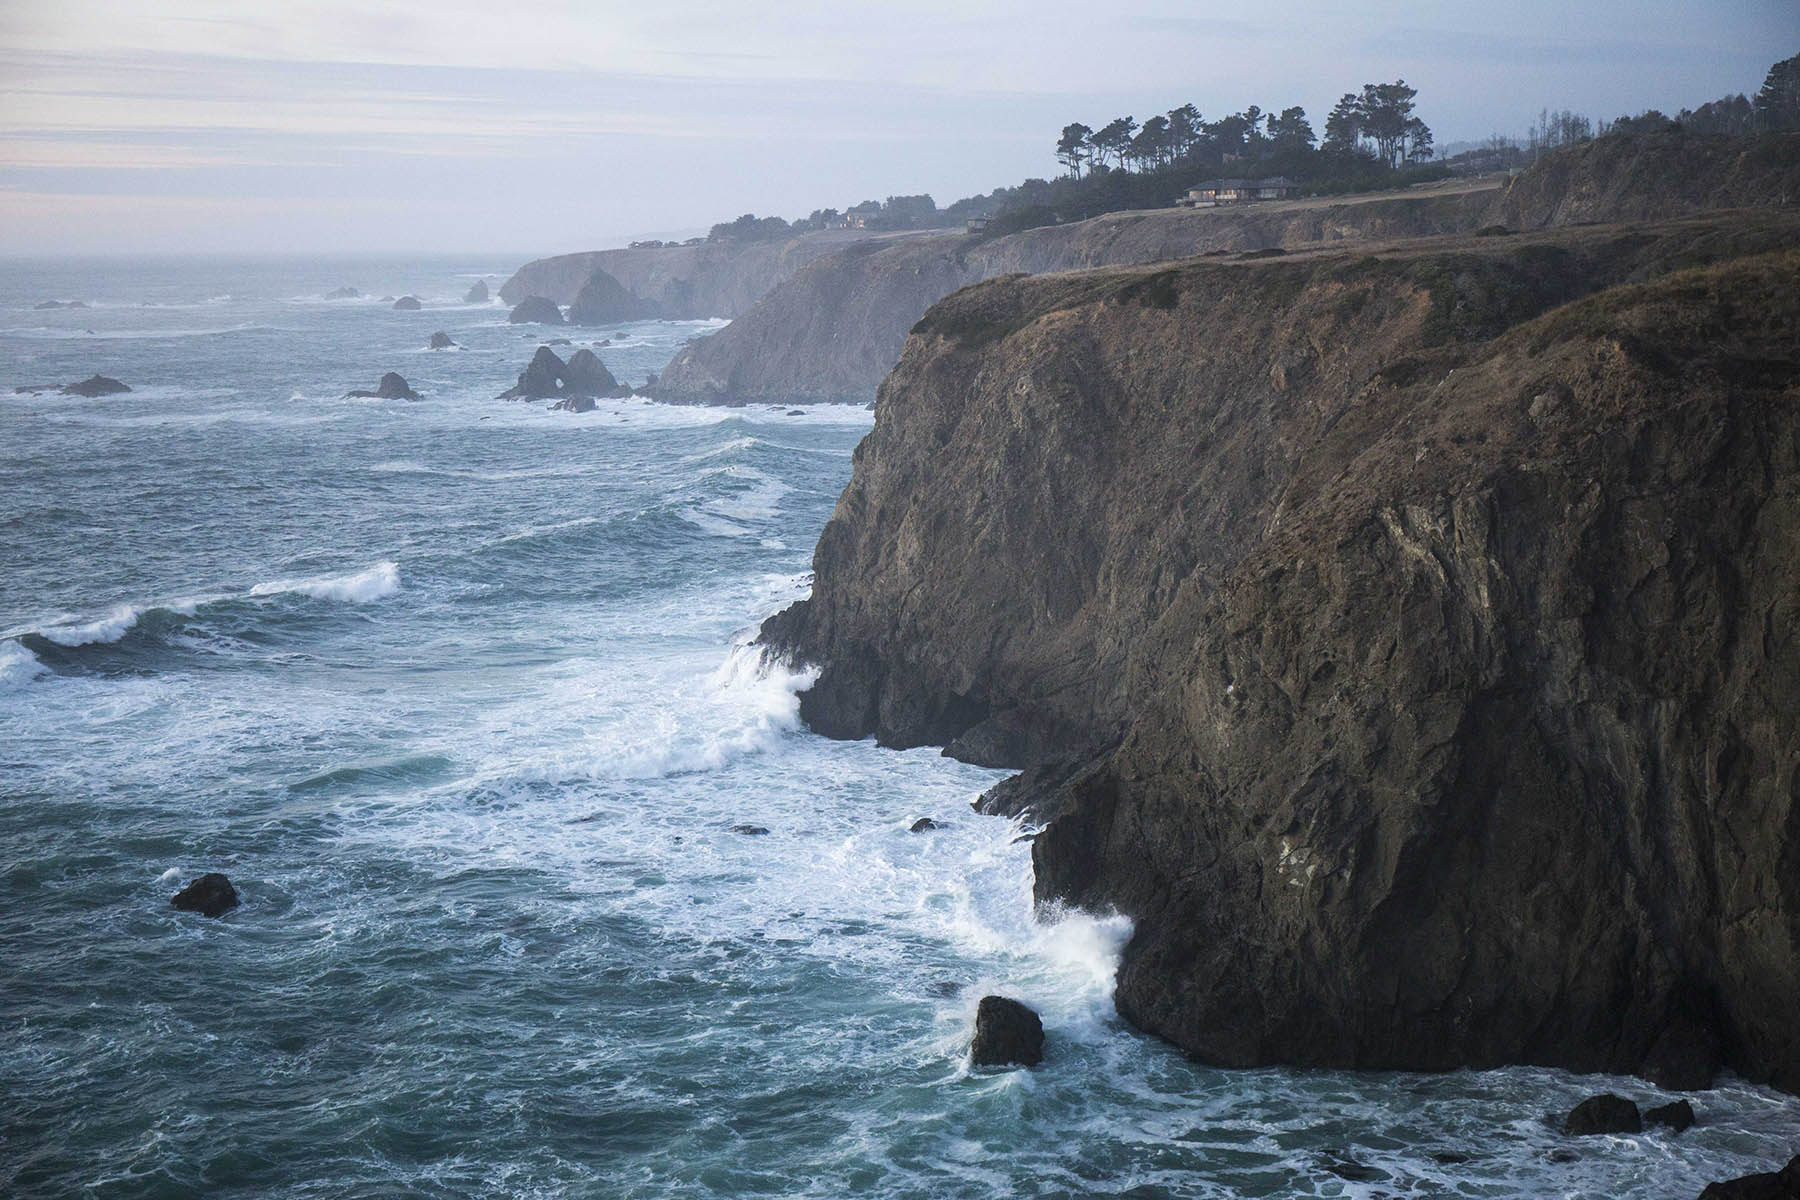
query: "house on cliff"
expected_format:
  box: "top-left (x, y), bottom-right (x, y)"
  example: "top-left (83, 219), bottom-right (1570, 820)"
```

top-left (1180, 177), bottom-right (1301, 206)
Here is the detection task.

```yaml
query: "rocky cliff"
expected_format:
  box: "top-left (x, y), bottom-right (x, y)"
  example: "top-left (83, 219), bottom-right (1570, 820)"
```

top-left (654, 133), bottom-right (1800, 406)
top-left (498, 229), bottom-right (907, 318)
top-left (761, 209), bottom-right (1800, 1090)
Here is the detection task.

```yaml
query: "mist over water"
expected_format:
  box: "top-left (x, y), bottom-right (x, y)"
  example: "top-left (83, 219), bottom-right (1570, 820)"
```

top-left (3, 256), bottom-right (1796, 1198)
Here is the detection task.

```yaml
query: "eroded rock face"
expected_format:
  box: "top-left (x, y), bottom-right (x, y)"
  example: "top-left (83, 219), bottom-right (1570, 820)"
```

top-left (761, 212), bottom-right (1800, 1089)
top-left (171, 873), bottom-right (239, 917)
top-left (1700, 1156), bottom-right (1800, 1200)
top-left (508, 296), bottom-right (564, 325)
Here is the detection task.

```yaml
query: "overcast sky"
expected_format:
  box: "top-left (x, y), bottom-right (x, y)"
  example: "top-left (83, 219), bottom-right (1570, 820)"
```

top-left (0, 1), bottom-right (1792, 256)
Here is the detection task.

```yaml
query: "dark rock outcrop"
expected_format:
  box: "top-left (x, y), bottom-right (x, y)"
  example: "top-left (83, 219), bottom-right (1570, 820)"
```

top-left (566, 267), bottom-right (659, 325)
top-left (393, 295), bottom-right (422, 311)
top-left (970, 995), bottom-right (1044, 1066)
top-left (171, 872), bottom-right (239, 917)
top-left (909, 817), bottom-right (942, 832)
top-left (427, 331), bottom-right (457, 350)
top-left (498, 347), bottom-right (628, 402)
top-left (346, 372), bottom-right (421, 401)
top-left (1564, 1095), bottom-right (1642, 1136)
top-left (730, 824), bottom-right (770, 836)
top-left (35, 300), bottom-right (88, 309)
top-left (1646, 1099), bottom-right (1696, 1132)
top-left (465, 279), bottom-right (489, 304)
top-left (61, 375), bottom-right (130, 397)
top-left (760, 212), bottom-right (1800, 1089)
top-left (508, 296), bottom-right (564, 325)
top-left (550, 395), bottom-right (595, 413)
top-left (1700, 1156), bottom-right (1800, 1200)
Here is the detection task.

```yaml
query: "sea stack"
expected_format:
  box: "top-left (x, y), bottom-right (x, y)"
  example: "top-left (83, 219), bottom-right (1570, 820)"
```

top-left (507, 296), bottom-right (564, 325)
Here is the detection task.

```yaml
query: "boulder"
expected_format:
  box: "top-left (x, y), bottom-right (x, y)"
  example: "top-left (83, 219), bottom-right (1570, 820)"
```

top-left (566, 267), bottom-right (658, 325)
top-left (551, 395), bottom-right (596, 413)
top-left (62, 375), bottom-right (130, 397)
top-left (1646, 1099), bottom-right (1695, 1132)
top-left (346, 372), bottom-right (422, 401)
top-left (508, 296), bottom-right (564, 325)
top-left (171, 872), bottom-right (239, 917)
top-left (970, 995), bottom-right (1044, 1067)
top-left (427, 331), bottom-right (457, 350)
top-left (909, 817), bottom-right (942, 832)
top-left (730, 824), bottom-right (770, 836)
top-left (464, 279), bottom-right (489, 304)
top-left (324, 286), bottom-right (360, 299)
top-left (1699, 1155), bottom-right (1800, 1200)
top-left (393, 295), bottom-right (422, 311)
top-left (1563, 1094), bottom-right (1643, 1136)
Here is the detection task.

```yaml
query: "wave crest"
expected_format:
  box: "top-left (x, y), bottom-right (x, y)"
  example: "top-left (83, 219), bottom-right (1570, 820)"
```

top-left (249, 561), bottom-right (400, 603)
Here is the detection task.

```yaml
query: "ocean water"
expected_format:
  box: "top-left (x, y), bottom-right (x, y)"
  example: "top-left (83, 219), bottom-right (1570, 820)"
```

top-left (2, 255), bottom-right (1796, 1199)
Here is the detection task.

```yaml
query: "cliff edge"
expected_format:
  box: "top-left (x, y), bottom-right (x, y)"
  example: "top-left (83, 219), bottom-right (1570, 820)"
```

top-left (761, 210), bottom-right (1800, 1089)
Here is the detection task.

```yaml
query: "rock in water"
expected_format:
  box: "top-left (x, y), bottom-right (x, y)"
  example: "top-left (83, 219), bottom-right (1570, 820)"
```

top-left (393, 295), bottom-right (422, 311)
top-left (427, 331), bottom-right (457, 350)
top-left (171, 872), bottom-right (239, 917)
top-left (566, 267), bottom-right (657, 325)
top-left (551, 395), bottom-right (595, 413)
top-left (563, 349), bottom-right (625, 398)
top-left (1646, 1099), bottom-right (1695, 1132)
top-left (970, 995), bottom-right (1044, 1067)
top-left (508, 296), bottom-right (564, 325)
top-left (499, 346), bottom-right (568, 400)
top-left (346, 372), bottom-right (422, 401)
top-left (1563, 1095), bottom-right (1642, 1136)
top-left (909, 817), bottom-right (942, 832)
top-left (61, 375), bottom-right (130, 397)
top-left (35, 299), bottom-right (88, 309)
top-left (324, 286), bottom-right (360, 299)
top-left (465, 279), bottom-right (489, 304)
top-left (1700, 1155), bottom-right (1800, 1199)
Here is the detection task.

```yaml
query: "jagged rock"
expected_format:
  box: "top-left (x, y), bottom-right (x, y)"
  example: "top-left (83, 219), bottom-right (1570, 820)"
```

top-left (1646, 1100), bottom-right (1695, 1132)
top-left (730, 824), bottom-right (770, 836)
top-left (909, 817), bottom-right (942, 832)
top-left (1564, 1095), bottom-right (1642, 1136)
top-left (346, 372), bottom-right (421, 401)
top-left (970, 995), bottom-right (1043, 1067)
top-left (757, 213), bottom-right (1800, 1087)
top-left (324, 286), bottom-right (360, 299)
top-left (567, 267), bottom-right (658, 325)
top-left (427, 331), bottom-right (456, 350)
top-left (551, 395), bottom-right (595, 413)
top-left (61, 375), bottom-right (130, 397)
top-left (563, 349), bottom-right (625, 398)
top-left (508, 296), bottom-right (564, 325)
top-left (171, 872), bottom-right (239, 917)
top-left (464, 279), bottom-right (489, 304)
top-left (392, 295), bottom-right (422, 311)
top-left (1699, 1155), bottom-right (1800, 1199)
top-left (500, 347), bottom-right (568, 400)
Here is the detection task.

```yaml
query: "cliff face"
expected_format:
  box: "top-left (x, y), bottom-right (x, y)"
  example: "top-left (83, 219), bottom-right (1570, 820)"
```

top-left (1496, 131), bottom-right (1800, 229)
top-left (761, 211), bottom-right (1800, 1089)
top-left (497, 229), bottom-right (904, 318)
top-left (651, 186), bottom-right (1500, 404)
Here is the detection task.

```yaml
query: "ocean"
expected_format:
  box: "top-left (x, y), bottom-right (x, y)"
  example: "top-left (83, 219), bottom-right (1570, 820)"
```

top-left (2, 255), bottom-right (1795, 1198)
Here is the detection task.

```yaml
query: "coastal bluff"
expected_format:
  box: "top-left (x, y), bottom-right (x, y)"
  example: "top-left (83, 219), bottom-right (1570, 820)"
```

top-left (654, 132), bottom-right (1800, 405)
top-left (760, 211), bottom-right (1800, 1089)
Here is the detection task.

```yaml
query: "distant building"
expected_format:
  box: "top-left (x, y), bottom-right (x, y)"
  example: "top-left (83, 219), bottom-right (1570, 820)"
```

top-left (1178, 177), bottom-right (1302, 207)
top-left (628, 239), bottom-right (666, 249)
top-left (682, 236), bottom-right (705, 246)
top-left (965, 216), bottom-right (989, 234)
top-left (825, 214), bottom-right (852, 230)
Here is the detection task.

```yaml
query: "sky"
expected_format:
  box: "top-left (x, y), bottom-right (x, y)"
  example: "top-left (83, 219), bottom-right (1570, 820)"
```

top-left (0, 0), bottom-right (1792, 256)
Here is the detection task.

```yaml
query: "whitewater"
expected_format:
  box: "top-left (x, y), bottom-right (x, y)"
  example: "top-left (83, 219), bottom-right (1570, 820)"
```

top-left (3, 254), bottom-right (1796, 1198)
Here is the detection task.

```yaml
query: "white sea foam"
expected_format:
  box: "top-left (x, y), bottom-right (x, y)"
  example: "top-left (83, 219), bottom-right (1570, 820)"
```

top-left (249, 561), bottom-right (400, 603)
top-left (156, 867), bottom-right (182, 883)
top-left (677, 507), bottom-right (752, 538)
top-left (38, 604), bottom-right (142, 647)
top-left (0, 640), bottom-right (47, 690)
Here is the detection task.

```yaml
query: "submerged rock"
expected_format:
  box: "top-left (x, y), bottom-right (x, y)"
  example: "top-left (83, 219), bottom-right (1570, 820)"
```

top-left (730, 824), bottom-right (770, 836)
top-left (346, 372), bottom-right (422, 401)
top-left (909, 817), bottom-right (942, 832)
top-left (1646, 1099), bottom-right (1695, 1132)
top-left (551, 395), bottom-right (596, 413)
top-left (324, 286), bottom-right (360, 300)
top-left (392, 295), bottom-right (422, 311)
top-left (508, 296), bottom-right (564, 325)
top-left (427, 331), bottom-right (457, 350)
top-left (1563, 1095), bottom-right (1642, 1136)
top-left (465, 279), bottom-right (489, 304)
top-left (171, 872), bottom-right (239, 917)
top-left (970, 995), bottom-right (1044, 1067)
top-left (35, 299), bottom-right (88, 309)
top-left (1700, 1155), bottom-right (1800, 1199)
top-left (62, 375), bottom-right (130, 397)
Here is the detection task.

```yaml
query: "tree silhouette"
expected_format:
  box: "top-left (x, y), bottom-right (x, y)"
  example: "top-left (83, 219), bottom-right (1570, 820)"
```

top-left (1056, 123), bottom-right (1094, 177)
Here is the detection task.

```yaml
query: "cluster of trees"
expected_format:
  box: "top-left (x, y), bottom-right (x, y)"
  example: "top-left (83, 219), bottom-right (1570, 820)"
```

top-left (708, 194), bottom-right (950, 243)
